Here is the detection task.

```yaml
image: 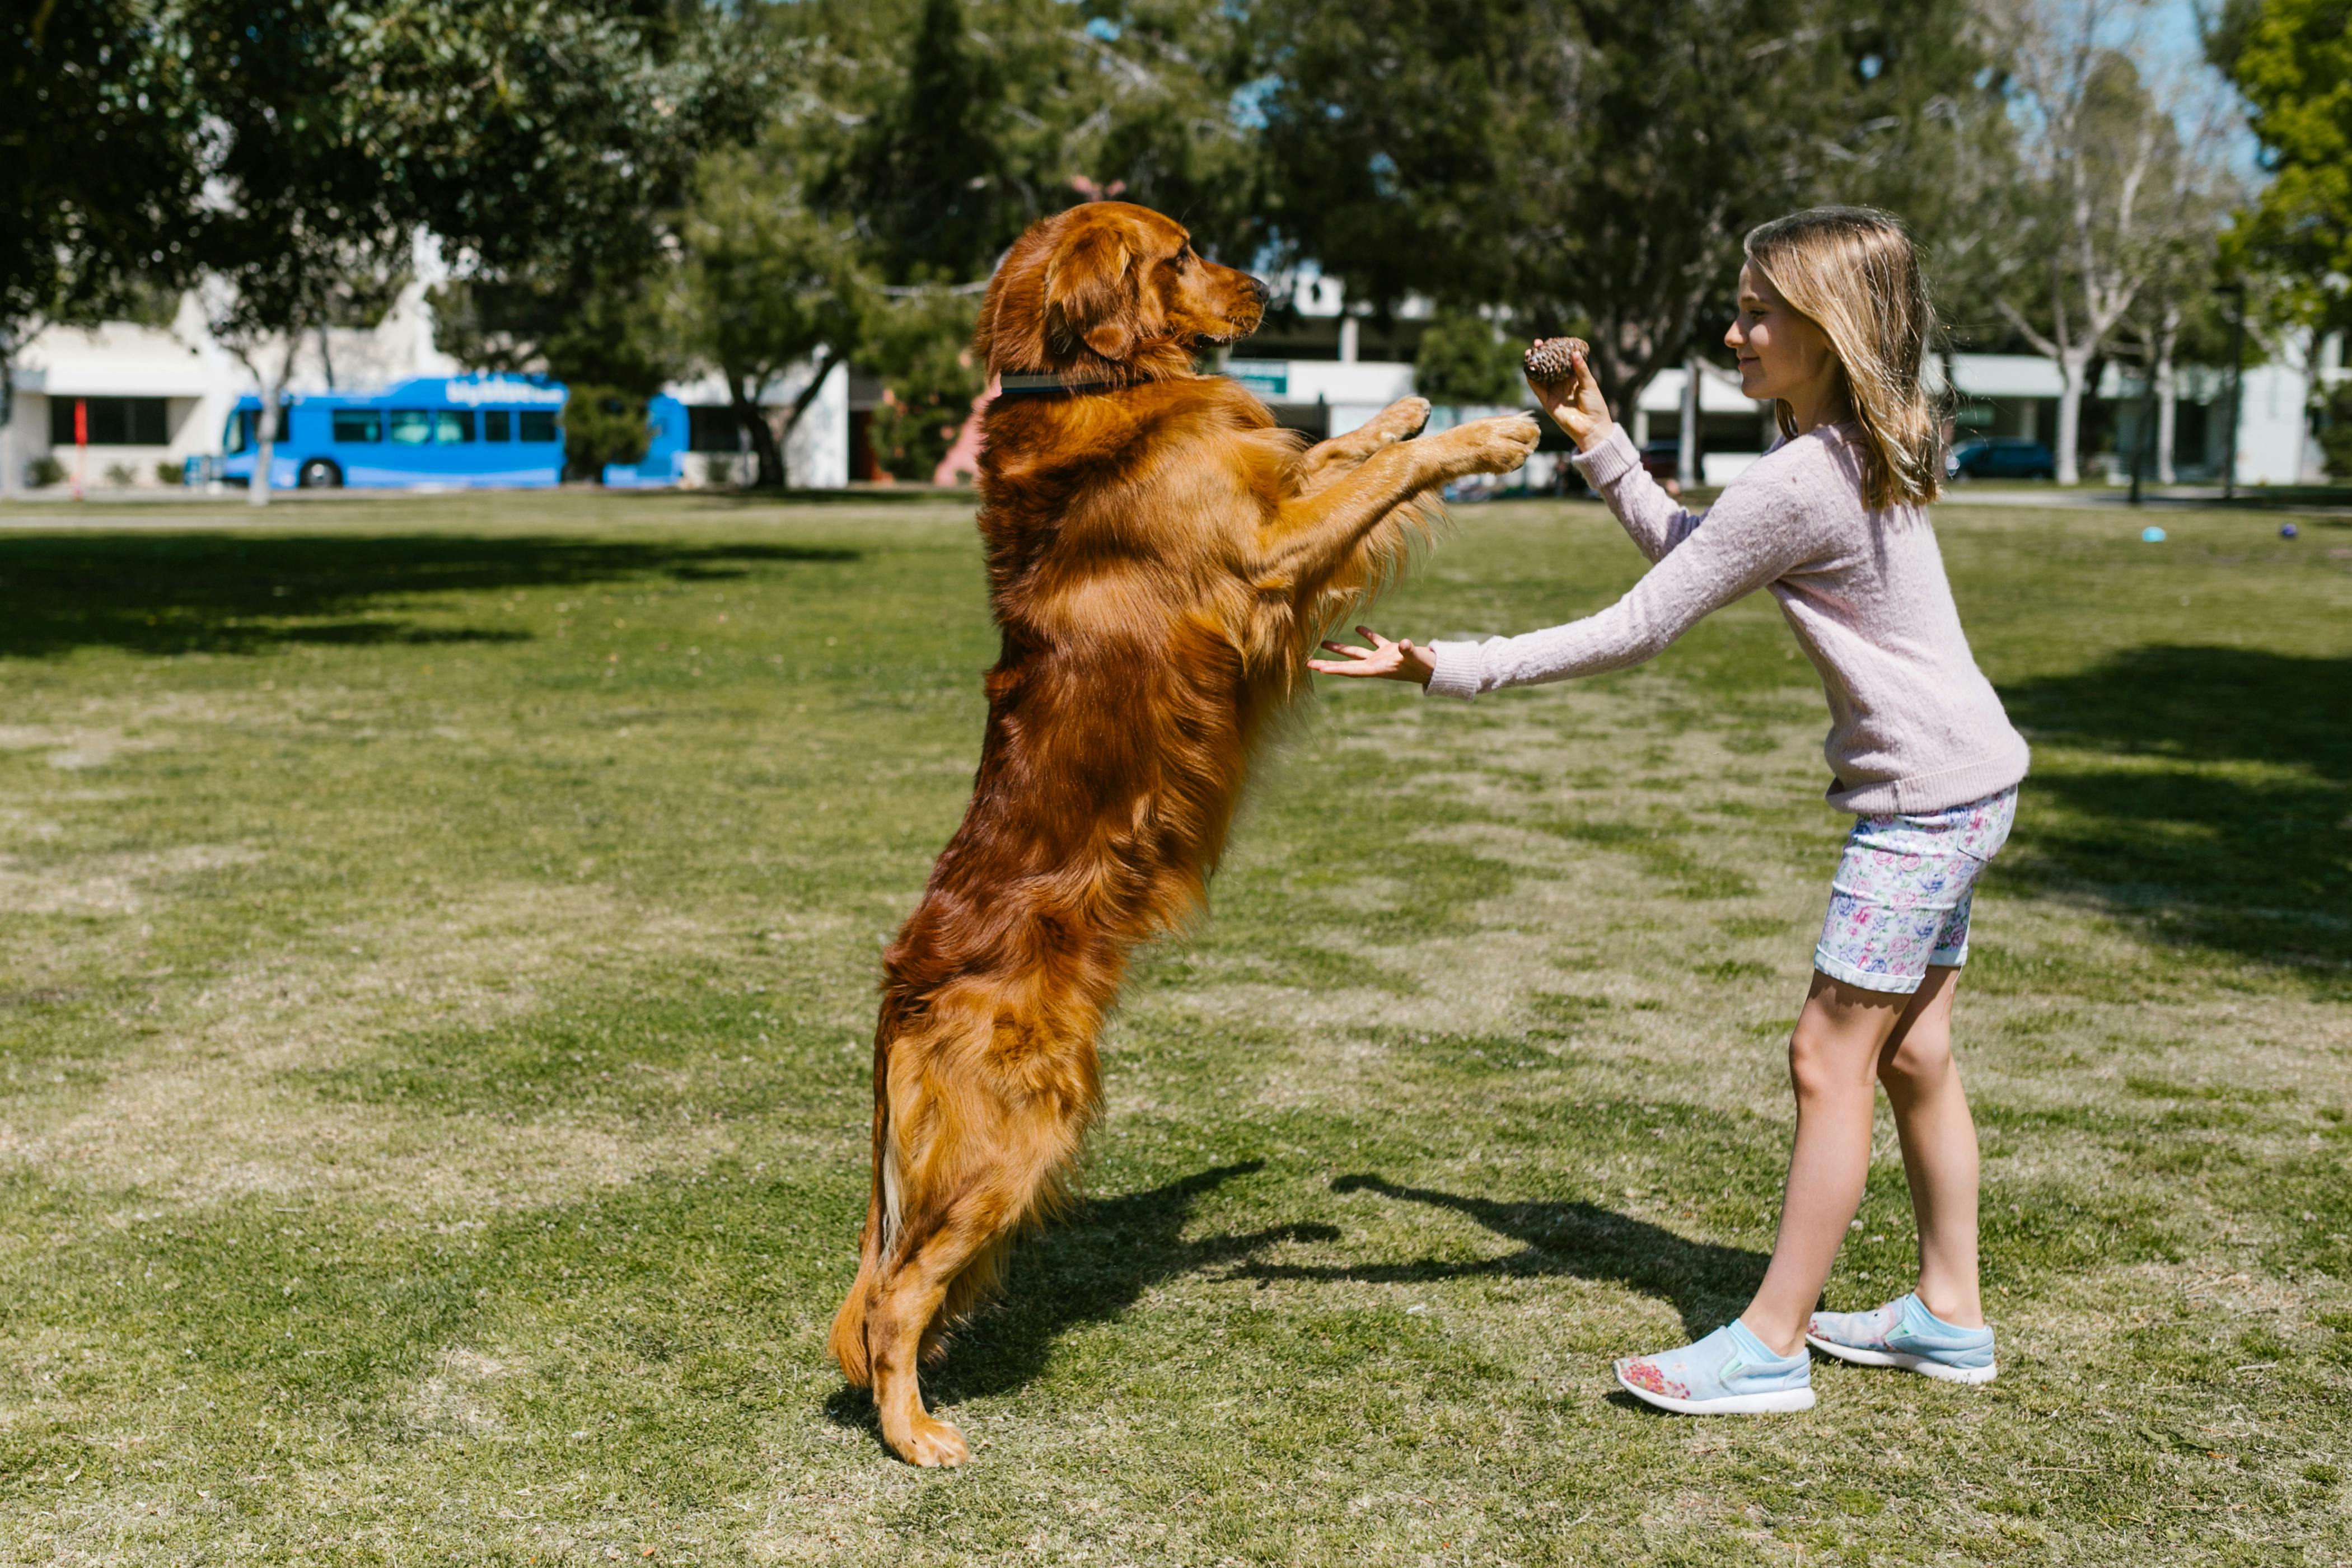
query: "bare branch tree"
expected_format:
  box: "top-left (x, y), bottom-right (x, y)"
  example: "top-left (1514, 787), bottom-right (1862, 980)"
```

top-left (1990, 0), bottom-right (2235, 483)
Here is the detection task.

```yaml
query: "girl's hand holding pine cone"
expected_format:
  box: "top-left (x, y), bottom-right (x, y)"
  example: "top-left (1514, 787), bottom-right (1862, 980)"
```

top-left (1523, 336), bottom-right (1612, 451)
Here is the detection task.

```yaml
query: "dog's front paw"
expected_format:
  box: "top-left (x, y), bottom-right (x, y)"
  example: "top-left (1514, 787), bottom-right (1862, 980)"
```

top-left (1373, 395), bottom-right (1432, 442)
top-left (1447, 413), bottom-right (1541, 474)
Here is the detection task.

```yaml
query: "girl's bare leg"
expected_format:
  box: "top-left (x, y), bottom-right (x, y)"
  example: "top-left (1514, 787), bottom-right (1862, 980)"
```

top-left (1876, 965), bottom-right (1984, 1327)
top-left (1739, 972), bottom-right (1910, 1356)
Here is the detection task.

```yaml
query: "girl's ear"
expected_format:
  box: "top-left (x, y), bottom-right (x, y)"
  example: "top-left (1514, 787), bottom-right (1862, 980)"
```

top-left (1043, 228), bottom-right (1137, 361)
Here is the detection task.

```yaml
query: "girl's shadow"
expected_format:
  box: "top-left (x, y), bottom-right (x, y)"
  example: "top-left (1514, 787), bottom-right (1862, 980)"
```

top-left (1242, 1174), bottom-right (1771, 1338)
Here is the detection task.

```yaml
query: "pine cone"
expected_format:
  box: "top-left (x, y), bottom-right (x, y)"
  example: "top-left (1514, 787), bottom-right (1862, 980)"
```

top-left (1522, 336), bottom-right (1589, 381)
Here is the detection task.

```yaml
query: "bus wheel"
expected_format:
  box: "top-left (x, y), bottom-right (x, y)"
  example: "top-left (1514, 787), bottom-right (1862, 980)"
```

top-left (298, 458), bottom-right (342, 489)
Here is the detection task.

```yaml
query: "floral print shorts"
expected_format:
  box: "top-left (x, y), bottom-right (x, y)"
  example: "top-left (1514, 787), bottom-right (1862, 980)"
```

top-left (1812, 785), bottom-right (2018, 995)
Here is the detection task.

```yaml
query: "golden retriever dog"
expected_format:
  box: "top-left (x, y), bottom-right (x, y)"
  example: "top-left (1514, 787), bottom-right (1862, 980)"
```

top-left (827, 200), bottom-right (1538, 1465)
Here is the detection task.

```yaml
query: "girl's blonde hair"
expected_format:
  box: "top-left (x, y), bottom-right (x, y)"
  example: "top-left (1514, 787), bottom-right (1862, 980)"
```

top-left (1743, 207), bottom-right (1941, 509)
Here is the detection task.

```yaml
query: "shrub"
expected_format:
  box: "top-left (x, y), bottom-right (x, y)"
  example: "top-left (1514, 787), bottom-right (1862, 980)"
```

top-left (2317, 380), bottom-right (2352, 480)
top-left (1415, 308), bottom-right (1526, 405)
top-left (104, 462), bottom-right (138, 487)
top-left (26, 455), bottom-right (66, 488)
top-left (561, 386), bottom-right (649, 481)
top-left (156, 459), bottom-right (186, 486)
top-left (863, 287), bottom-right (985, 483)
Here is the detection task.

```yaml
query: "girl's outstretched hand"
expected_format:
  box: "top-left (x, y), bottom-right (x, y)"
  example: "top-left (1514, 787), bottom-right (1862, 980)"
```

top-left (1525, 343), bottom-right (1613, 452)
top-left (1311, 626), bottom-right (1435, 685)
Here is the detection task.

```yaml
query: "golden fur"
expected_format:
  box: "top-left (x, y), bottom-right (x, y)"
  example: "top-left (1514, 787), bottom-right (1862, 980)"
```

top-left (827, 202), bottom-right (1537, 1466)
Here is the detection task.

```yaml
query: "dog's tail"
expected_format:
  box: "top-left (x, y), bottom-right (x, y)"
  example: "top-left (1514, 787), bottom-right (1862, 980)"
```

top-left (827, 1003), bottom-right (905, 1388)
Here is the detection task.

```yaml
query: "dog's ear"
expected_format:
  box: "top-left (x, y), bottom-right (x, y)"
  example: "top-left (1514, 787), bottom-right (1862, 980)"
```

top-left (1042, 227), bottom-right (1136, 361)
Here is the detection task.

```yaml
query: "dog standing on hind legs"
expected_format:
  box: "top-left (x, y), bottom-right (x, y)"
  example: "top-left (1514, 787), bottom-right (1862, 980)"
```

top-left (827, 201), bottom-right (1539, 1466)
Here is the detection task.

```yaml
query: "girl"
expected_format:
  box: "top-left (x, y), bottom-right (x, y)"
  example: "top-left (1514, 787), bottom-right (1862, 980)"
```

top-left (1312, 207), bottom-right (2027, 1415)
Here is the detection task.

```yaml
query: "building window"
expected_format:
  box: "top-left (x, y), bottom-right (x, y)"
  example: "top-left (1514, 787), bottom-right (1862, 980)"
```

top-left (331, 410), bottom-right (383, 443)
top-left (483, 410), bottom-right (512, 442)
top-left (50, 396), bottom-right (169, 446)
top-left (688, 405), bottom-right (748, 453)
top-left (518, 410), bottom-right (559, 443)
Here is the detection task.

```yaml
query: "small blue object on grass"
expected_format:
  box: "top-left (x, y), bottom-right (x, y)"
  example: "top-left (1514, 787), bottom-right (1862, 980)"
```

top-left (2281, 522), bottom-right (2299, 539)
top-left (2141, 526), bottom-right (2167, 542)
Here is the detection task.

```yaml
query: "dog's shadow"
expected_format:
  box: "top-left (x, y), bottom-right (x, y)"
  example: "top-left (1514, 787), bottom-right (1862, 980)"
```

top-left (827, 1163), bottom-right (1769, 1433)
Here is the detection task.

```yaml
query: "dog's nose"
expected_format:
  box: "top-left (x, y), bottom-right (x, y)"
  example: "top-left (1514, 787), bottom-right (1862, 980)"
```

top-left (1245, 275), bottom-right (1270, 306)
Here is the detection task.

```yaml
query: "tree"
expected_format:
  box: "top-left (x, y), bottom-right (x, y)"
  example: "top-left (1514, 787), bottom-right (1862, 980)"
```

top-left (808, 0), bottom-right (1260, 281)
top-left (183, 0), bottom-right (422, 505)
top-left (185, 0), bottom-right (764, 503)
top-left (1252, 0), bottom-right (1988, 420)
top-left (675, 146), bottom-right (875, 488)
top-left (2210, 0), bottom-right (2352, 329)
top-left (1986, 0), bottom-right (2239, 483)
top-left (1, 1), bottom-right (202, 468)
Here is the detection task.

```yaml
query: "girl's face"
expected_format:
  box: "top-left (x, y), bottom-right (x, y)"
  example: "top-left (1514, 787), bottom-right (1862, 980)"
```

top-left (1725, 263), bottom-right (1842, 416)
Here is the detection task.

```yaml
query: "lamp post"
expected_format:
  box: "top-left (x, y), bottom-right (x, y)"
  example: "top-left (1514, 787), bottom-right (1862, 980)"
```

top-left (2217, 280), bottom-right (2246, 502)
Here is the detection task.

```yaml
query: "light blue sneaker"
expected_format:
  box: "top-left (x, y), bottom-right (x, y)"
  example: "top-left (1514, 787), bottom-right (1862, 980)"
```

top-left (1807, 1293), bottom-right (1997, 1384)
top-left (1614, 1320), bottom-right (1815, 1414)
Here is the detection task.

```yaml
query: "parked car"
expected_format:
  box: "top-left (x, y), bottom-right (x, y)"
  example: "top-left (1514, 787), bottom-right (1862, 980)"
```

top-left (1947, 437), bottom-right (2057, 480)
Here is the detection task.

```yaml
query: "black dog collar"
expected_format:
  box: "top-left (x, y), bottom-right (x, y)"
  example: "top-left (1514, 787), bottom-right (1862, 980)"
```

top-left (994, 372), bottom-right (1129, 400)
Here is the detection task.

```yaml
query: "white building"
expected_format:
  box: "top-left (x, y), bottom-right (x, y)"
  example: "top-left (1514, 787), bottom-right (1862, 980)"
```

top-left (1, 283), bottom-right (848, 495)
top-left (2, 263), bottom-right (2328, 495)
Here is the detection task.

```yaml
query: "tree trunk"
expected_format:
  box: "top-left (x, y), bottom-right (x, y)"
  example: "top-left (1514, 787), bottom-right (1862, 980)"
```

top-left (251, 391), bottom-right (275, 508)
top-left (773, 349), bottom-right (842, 487)
top-left (1677, 355), bottom-right (1701, 489)
top-left (249, 330), bottom-right (301, 508)
top-left (732, 375), bottom-right (784, 489)
top-left (2052, 347), bottom-right (2091, 485)
top-left (2153, 305), bottom-right (2180, 484)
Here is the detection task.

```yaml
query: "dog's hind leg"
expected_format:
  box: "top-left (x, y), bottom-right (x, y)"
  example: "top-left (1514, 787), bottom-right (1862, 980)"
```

top-left (867, 1155), bottom-right (1063, 1467)
top-left (865, 1017), bottom-right (1096, 1466)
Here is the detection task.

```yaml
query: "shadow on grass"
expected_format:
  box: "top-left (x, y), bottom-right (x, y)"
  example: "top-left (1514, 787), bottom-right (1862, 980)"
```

top-left (826, 1160), bottom-right (1335, 1429)
top-left (1998, 645), bottom-right (2351, 977)
top-left (0, 532), bottom-right (859, 658)
top-left (1232, 1174), bottom-right (1768, 1338)
top-left (830, 1162), bottom-right (1769, 1445)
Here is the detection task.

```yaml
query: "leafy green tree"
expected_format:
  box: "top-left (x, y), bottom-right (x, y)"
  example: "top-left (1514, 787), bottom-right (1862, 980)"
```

top-left (2211, 0), bottom-right (2352, 329)
top-left (806, 0), bottom-right (1259, 280)
top-left (1414, 310), bottom-right (1523, 405)
top-left (1252, 0), bottom-right (1981, 419)
top-left (674, 145), bottom-right (876, 488)
top-left (1, 1), bottom-right (203, 455)
top-left (183, 0), bottom-right (763, 502)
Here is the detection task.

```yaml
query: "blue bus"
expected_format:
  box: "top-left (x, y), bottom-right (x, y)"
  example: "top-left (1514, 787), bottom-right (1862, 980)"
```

top-left (208, 375), bottom-right (571, 490)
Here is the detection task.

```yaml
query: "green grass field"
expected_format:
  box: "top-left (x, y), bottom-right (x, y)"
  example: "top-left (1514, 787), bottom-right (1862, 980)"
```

top-left (0, 487), bottom-right (2345, 1565)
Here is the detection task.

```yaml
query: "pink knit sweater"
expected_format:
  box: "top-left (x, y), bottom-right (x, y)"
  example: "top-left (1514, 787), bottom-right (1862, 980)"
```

top-left (1424, 422), bottom-right (2029, 815)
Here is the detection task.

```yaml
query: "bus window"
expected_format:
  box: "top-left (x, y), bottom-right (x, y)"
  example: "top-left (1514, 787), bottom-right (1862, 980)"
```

top-left (483, 410), bottom-right (512, 442)
top-left (223, 411), bottom-right (249, 454)
top-left (435, 410), bottom-right (475, 443)
top-left (519, 410), bottom-right (559, 443)
top-left (332, 410), bottom-right (382, 443)
top-left (389, 410), bottom-right (433, 446)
